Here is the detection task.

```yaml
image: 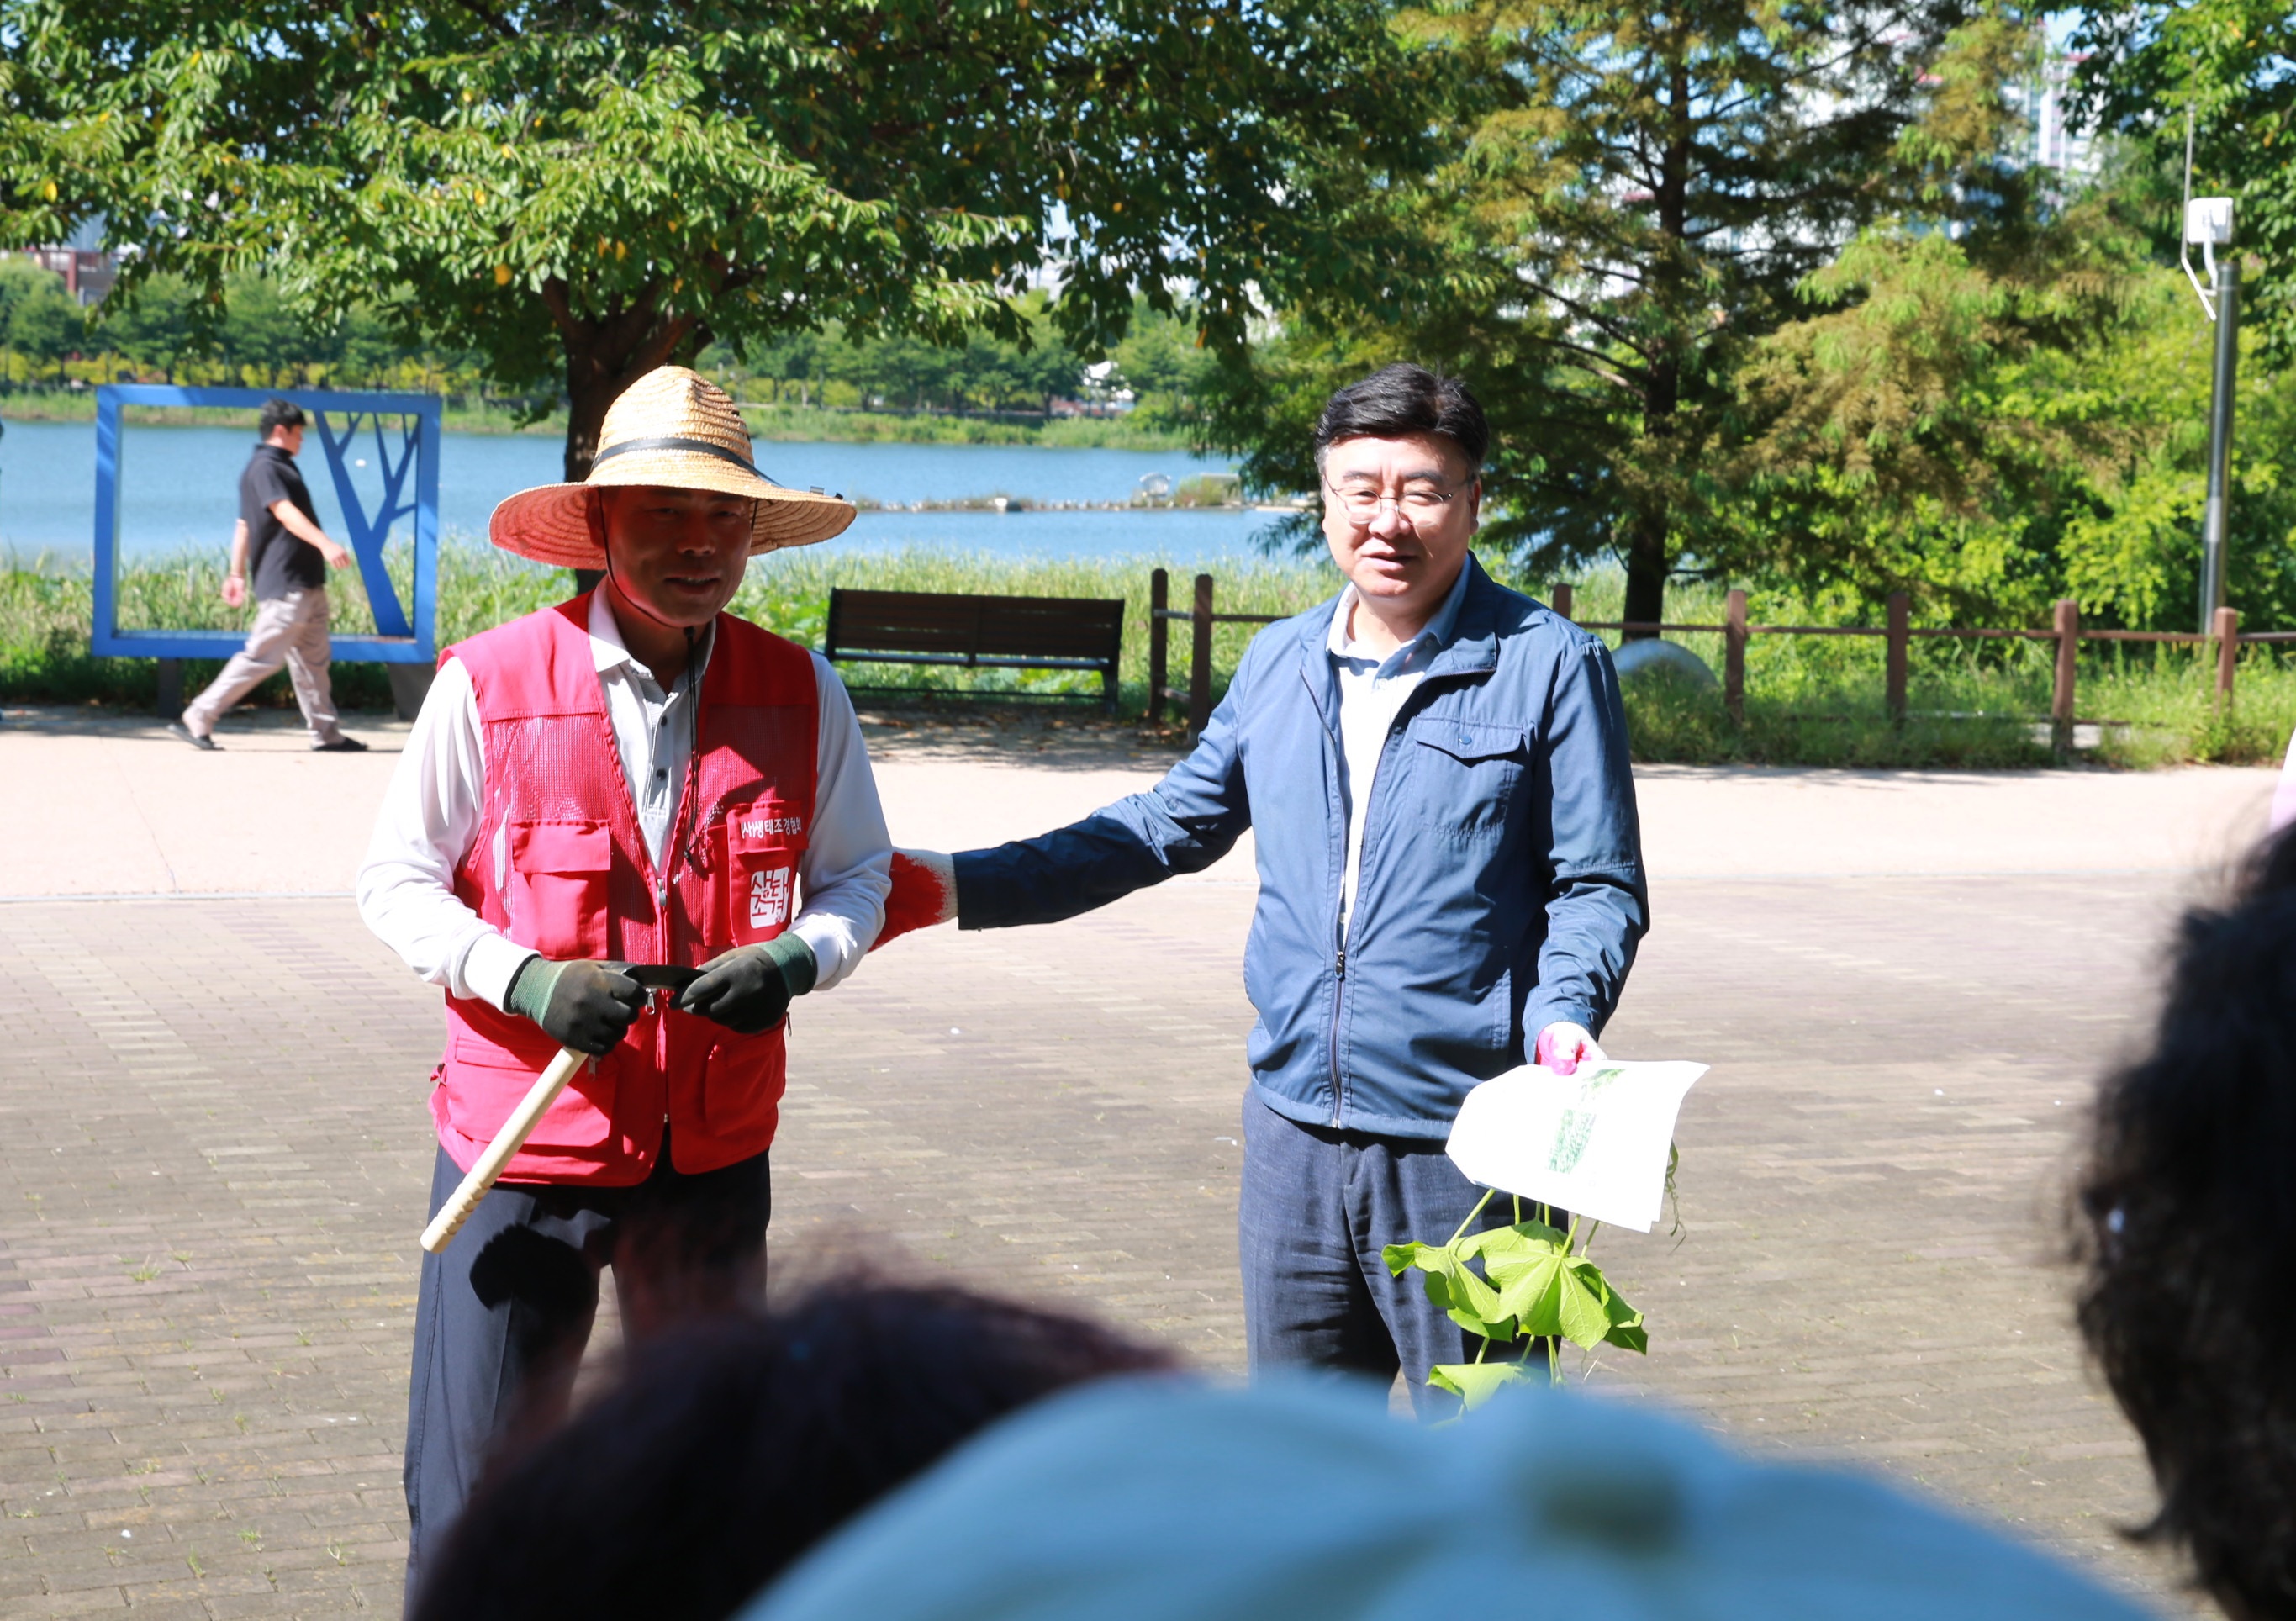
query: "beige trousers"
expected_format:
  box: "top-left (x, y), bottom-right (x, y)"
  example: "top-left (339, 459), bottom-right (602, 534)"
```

top-left (182, 587), bottom-right (343, 744)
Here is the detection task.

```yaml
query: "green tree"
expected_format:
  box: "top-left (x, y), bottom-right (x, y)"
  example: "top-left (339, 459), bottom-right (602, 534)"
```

top-left (1112, 302), bottom-right (1216, 426)
top-left (95, 270), bottom-right (203, 382)
top-left (1204, 1), bottom-right (2032, 627)
top-left (2073, 0), bottom-right (2296, 359)
top-left (332, 303), bottom-right (411, 387)
top-left (4, 0), bottom-right (1426, 481)
top-left (1722, 181), bottom-right (2296, 632)
top-left (739, 330), bottom-right (828, 407)
top-left (3, 262), bottom-right (79, 382)
top-left (214, 270), bottom-right (307, 388)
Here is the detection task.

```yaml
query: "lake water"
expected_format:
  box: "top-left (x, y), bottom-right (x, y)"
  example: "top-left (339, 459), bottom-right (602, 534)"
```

top-left (0, 415), bottom-right (1282, 568)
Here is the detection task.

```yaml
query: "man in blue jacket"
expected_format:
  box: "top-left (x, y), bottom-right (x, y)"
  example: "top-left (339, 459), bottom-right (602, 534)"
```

top-left (896, 364), bottom-right (1647, 1405)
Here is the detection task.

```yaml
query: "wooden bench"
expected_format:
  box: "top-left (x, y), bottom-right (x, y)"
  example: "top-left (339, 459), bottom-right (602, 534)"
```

top-left (824, 588), bottom-right (1125, 710)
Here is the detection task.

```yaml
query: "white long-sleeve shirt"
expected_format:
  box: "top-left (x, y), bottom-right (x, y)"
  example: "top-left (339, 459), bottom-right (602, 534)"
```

top-left (358, 591), bottom-right (892, 1011)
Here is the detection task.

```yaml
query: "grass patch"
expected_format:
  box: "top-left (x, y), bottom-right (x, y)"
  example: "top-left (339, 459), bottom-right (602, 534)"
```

top-left (1, 391), bottom-right (1196, 450)
top-left (3, 392), bottom-right (563, 437)
top-left (0, 540), bottom-right (1341, 715)
top-left (8, 544), bottom-right (2289, 768)
top-left (1558, 570), bottom-right (2296, 768)
top-left (739, 403), bottom-right (1191, 451)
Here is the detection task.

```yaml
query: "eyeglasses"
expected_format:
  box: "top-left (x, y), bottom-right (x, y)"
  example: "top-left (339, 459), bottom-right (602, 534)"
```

top-left (1322, 479), bottom-right (1467, 524)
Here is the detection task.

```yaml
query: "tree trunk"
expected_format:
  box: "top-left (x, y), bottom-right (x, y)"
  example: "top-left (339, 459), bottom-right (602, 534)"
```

top-left (563, 361), bottom-right (617, 485)
top-left (1621, 508), bottom-right (1669, 636)
top-left (1616, 31), bottom-right (1697, 642)
top-left (548, 281), bottom-right (705, 594)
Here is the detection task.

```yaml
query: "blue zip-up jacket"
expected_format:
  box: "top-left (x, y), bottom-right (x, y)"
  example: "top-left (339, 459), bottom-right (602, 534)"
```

top-left (953, 556), bottom-right (1649, 1139)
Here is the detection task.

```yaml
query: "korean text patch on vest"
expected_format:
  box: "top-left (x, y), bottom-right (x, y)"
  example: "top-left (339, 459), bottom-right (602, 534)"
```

top-left (726, 797), bottom-right (808, 946)
top-left (507, 819), bottom-right (612, 958)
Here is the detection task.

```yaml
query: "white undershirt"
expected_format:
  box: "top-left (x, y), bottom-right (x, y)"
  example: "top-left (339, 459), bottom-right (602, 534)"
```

top-left (356, 591), bottom-right (892, 1011)
top-left (1327, 567), bottom-right (1470, 934)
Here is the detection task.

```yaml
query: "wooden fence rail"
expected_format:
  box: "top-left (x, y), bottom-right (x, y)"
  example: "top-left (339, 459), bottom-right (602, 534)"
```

top-left (1157, 573), bottom-right (2254, 757)
top-left (1554, 584), bottom-right (2244, 756)
top-left (1148, 568), bottom-right (1286, 731)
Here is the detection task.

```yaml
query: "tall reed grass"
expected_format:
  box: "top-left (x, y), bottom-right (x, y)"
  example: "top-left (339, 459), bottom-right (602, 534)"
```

top-left (7, 541), bottom-right (2291, 768)
top-left (0, 538), bottom-right (1343, 715)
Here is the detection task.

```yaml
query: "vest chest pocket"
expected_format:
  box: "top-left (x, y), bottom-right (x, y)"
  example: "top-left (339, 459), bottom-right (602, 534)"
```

top-left (506, 820), bottom-right (611, 959)
top-left (1407, 717), bottom-right (1530, 838)
top-left (725, 796), bottom-right (808, 947)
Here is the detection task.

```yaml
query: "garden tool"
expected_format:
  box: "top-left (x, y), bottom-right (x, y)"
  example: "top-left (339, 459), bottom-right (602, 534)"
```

top-left (419, 964), bottom-right (702, 1253)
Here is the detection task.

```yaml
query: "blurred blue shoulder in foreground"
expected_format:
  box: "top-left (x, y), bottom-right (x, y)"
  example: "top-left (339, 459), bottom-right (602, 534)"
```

top-left (741, 1375), bottom-right (2157, 1621)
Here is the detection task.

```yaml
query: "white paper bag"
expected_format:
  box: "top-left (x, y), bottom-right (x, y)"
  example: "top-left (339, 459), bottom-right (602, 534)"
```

top-left (1444, 1060), bottom-right (1707, 1233)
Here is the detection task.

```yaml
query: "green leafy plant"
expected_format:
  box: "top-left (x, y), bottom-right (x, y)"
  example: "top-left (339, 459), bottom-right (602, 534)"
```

top-left (1384, 1191), bottom-right (1645, 1411)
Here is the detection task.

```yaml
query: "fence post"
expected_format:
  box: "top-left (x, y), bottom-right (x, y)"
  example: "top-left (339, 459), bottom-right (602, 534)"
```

top-left (1884, 592), bottom-right (1909, 725)
top-left (1148, 568), bottom-right (1169, 725)
top-left (1189, 573), bottom-right (1216, 736)
top-left (1723, 589), bottom-right (1747, 724)
top-left (1552, 583), bottom-right (1574, 622)
top-left (2215, 605), bottom-right (2241, 708)
top-left (2051, 599), bottom-right (2079, 758)
top-left (154, 657), bottom-right (183, 721)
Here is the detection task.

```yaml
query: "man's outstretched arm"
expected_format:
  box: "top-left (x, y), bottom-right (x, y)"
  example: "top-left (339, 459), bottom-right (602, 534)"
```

top-left (877, 668), bottom-right (1257, 946)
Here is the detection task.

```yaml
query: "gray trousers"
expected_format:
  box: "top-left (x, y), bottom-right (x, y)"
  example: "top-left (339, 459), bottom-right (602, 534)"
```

top-left (1238, 1095), bottom-right (1539, 1416)
top-left (403, 1143), bottom-right (772, 1603)
top-left (182, 587), bottom-right (342, 743)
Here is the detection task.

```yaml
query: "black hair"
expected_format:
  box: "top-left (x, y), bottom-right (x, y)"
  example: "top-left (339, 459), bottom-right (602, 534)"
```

top-left (409, 1280), bottom-right (1180, 1621)
top-left (1312, 363), bottom-right (1488, 477)
top-left (2074, 826), bottom-right (2296, 1619)
top-left (258, 398), bottom-right (305, 437)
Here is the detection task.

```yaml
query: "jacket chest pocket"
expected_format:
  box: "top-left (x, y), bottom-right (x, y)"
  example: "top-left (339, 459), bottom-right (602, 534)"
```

top-left (1404, 717), bottom-right (1529, 839)
top-left (723, 795), bottom-right (808, 947)
top-left (506, 820), bottom-right (612, 959)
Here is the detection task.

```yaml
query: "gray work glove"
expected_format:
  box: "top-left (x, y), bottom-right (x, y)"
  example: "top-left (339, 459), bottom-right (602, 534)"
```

top-left (504, 958), bottom-right (644, 1056)
top-left (675, 935), bottom-right (818, 1034)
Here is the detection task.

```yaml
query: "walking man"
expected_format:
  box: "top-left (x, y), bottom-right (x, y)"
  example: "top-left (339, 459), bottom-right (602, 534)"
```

top-left (356, 367), bottom-right (892, 1594)
top-left (172, 397), bottom-right (365, 752)
top-left (889, 364), bottom-right (1647, 1409)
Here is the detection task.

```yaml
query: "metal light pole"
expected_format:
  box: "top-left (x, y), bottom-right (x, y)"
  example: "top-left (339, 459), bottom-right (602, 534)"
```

top-left (2182, 112), bottom-right (2239, 631)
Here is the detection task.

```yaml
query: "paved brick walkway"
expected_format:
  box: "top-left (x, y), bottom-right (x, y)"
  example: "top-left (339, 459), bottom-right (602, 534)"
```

top-left (2, 702), bottom-right (2253, 1617)
top-left (0, 856), bottom-right (2211, 1617)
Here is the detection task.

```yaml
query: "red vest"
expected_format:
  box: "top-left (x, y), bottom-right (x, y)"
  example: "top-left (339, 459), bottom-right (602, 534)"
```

top-left (433, 594), bottom-right (819, 1185)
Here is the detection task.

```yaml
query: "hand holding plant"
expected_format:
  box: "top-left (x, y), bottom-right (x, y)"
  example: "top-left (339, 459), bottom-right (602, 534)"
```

top-left (1385, 1191), bottom-right (1645, 1411)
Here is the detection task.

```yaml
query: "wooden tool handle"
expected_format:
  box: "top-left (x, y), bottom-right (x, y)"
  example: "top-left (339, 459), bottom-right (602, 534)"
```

top-left (420, 1047), bottom-right (586, 1254)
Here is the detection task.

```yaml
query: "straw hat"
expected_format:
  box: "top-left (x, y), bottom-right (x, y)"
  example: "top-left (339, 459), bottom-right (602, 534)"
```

top-left (489, 367), bottom-right (856, 569)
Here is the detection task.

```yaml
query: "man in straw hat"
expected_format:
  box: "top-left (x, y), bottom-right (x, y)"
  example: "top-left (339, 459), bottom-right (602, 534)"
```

top-left (356, 366), bottom-right (893, 1593)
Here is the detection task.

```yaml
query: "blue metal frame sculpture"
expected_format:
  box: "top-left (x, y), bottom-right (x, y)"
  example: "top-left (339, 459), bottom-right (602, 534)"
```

top-left (90, 384), bottom-right (441, 663)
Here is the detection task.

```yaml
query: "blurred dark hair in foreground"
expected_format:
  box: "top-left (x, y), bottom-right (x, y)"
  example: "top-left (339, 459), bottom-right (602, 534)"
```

top-left (2076, 826), bottom-right (2296, 1620)
top-left (409, 1280), bottom-right (1176, 1621)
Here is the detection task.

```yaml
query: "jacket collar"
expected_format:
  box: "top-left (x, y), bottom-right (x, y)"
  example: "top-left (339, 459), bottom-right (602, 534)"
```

top-left (1296, 553), bottom-right (1505, 738)
top-left (1299, 552), bottom-right (1502, 691)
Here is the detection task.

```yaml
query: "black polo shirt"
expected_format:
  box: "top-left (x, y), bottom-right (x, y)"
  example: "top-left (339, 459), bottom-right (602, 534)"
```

top-left (241, 442), bottom-right (326, 601)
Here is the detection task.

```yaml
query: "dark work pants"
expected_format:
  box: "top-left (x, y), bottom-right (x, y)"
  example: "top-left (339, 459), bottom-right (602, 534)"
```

top-left (1238, 1095), bottom-right (1529, 1416)
top-left (402, 1143), bottom-right (771, 1603)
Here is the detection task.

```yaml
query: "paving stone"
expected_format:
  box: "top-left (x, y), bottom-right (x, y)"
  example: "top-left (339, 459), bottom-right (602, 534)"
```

top-left (0, 865), bottom-right (2219, 1616)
